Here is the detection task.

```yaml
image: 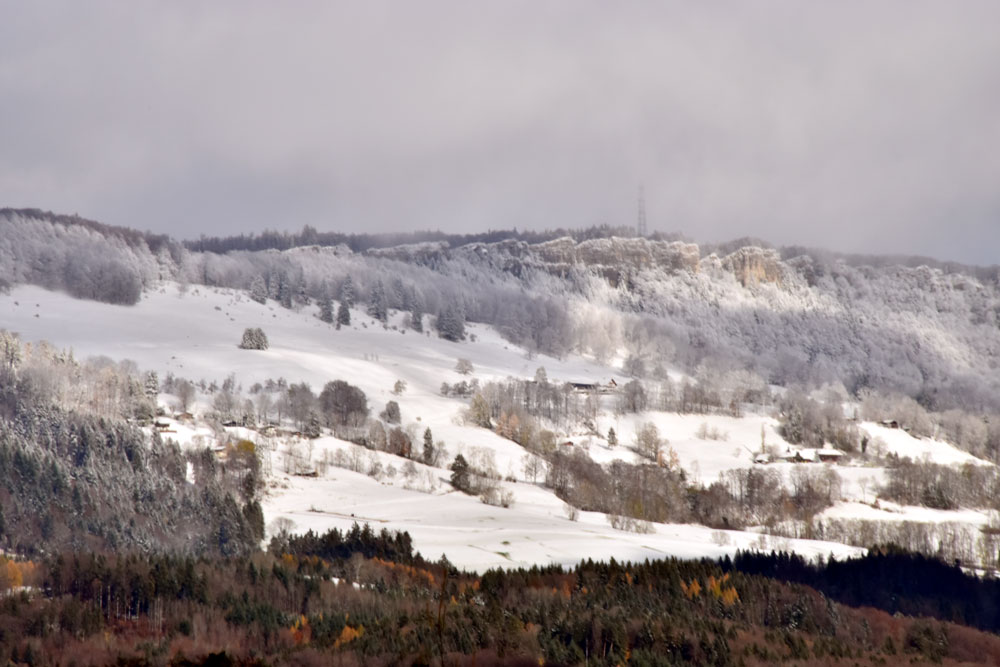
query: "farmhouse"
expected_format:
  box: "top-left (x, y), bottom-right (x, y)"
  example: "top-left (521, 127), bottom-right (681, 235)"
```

top-left (775, 447), bottom-right (845, 464)
top-left (816, 447), bottom-right (845, 463)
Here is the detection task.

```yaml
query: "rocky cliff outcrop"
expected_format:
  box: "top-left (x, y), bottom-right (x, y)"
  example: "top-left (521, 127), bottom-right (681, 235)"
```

top-left (721, 246), bottom-right (784, 287)
top-left (366, 235), bottom-right (788, 290)
top-left (535, 237), bottom-right (701, 273)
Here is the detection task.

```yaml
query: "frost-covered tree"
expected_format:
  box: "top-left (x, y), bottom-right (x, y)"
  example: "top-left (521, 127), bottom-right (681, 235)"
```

top-left (368, 279), bottom-right (388, 323)
top-left (238, 328), bottom-right (269, 350)
top-left (293, 274), bottom-right (309, 306)
top-left (272, 271), bottom-right (293, 308)
top-left (410, 298), bottom-right (424, 333)
top-left (249, 275), bottom-right (268, 304)
top-left (144, 370), bottom-right (159, 400)
top-left (319, 292), bottom-right (334, 323)
top-left (339, 275), bottom-right (356, 307)
top-left (437, 301), bottom-right (466, 342)
top-left (337, 300), bottom-right (351, 327)
top-left (391, 277), bottom-right (408, 310)
top-left (0, 330), bottom-right (22, 379)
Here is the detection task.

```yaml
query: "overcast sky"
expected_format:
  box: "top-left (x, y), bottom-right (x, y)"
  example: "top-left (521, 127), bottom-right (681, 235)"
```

top-left (2, 2), bottom-right (999, 264)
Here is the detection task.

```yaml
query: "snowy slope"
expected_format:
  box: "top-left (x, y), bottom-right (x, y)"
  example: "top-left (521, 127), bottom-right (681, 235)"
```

top-left (3, 282), bottom-right (990, 571)
top-left (859, 422), bottom-right (987, 466)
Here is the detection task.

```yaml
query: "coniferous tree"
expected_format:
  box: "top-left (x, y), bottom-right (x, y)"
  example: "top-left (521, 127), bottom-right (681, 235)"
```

top-left (144, 371), bottom-right (159, 400)
top-left (450, 454), bottom-right (471, 493)
top-left (368, 279), bottom-right (388, 323)
top-left (337, 300), bottom-right (351, 327)
top-left (438, 301), bottom-right (466, 341)
top-left (391, 277), bottom-right (408, 310)
top-left (410, 297), bottom-right (424, 333)
top-left (340, 275), bottom-right (355, 307)
top-left (249, 275), bottom-right (268, 304)
top-left (294, 274), bottom-right (309, 306)
top-left (423, 427), bottom-right (434, 464)
top-left (319, 293), bottom-right (334, 323)
top-left (277, 273), bottom-right (293, 309)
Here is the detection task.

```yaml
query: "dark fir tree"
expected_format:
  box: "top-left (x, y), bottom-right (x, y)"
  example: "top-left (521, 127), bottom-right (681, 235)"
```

top-left (339, 275), bottom-right (355, 307)
top-left (450, 454), bottom-right (471, 493)
top-left (437, 300), bottom-right (466, 342)
top-left (319, 293), bottom-right (334, 323)
top-left (391, 277), bottom-right (408, 310)
top-left (423, 427), bottom-right (434, 464)
top-left (410, 295), bottom-right (424, 333)
top-left (368, 279), bottom-right (388, 323)
top-left (294, 274), bottom-right (309, 306)
top-left (337, 300), bottom-right (351, 328)
top-left (277, 273), bottom-right (293, 309)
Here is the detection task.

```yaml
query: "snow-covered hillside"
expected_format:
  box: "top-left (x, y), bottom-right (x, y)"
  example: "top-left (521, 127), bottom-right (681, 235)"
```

top-left (3, 282), bottom-right (994, 571)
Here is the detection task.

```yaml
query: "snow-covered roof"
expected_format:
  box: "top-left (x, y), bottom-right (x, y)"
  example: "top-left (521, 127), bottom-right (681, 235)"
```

top-left (816, 447), bottom-right (845, 458)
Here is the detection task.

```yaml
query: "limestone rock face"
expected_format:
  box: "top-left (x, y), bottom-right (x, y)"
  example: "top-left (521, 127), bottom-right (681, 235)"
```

top-left (368, 236), bottom-right (788, 291)
top-left (536, 237), bottom-right (701, 273)
top-left (721, 246), bottom-right (783, 287)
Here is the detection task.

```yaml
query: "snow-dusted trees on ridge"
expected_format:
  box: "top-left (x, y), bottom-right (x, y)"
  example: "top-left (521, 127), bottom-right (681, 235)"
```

top-left (368, 279), bottom-right (388, 323)
top-left (0, 210), bottom-right (174, 305)
top-left (15, 208), bottom-right (1000, 432)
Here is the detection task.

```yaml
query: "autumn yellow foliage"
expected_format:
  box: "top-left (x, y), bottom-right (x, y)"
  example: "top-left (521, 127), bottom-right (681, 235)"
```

top-left (680, 578), bottom-right (701, 599)
top-left (334, 624), bottom-right (364, 648)
top-left (0, 557), bottom-right (36, 590)
top-left (706, 574), bottom-right (739, 606)
top-left (290, 614), bottom-right (311, 645)
top-left (371, 557), bottom-right (436, 586)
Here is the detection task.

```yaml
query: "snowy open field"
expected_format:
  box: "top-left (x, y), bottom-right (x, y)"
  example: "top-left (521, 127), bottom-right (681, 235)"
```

top-left (2, 282), bottom-right (993, 571)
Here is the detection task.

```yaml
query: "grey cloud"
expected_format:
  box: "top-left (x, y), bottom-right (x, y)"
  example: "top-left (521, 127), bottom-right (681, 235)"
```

top-left (1, 1), bottom-right (999, 264)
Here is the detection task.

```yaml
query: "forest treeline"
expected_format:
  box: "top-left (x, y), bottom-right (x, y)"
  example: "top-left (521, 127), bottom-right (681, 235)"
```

top-left (0, 331), bottom-right (261, 557)
top-left (4, 528), bottom-right (1000, 665)
top-left (183, 222), bottom-right (641, 254)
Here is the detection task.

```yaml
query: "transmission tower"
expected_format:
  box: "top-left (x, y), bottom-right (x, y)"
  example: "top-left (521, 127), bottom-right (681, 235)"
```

top-left (637, 185), bottom-right (648, 237)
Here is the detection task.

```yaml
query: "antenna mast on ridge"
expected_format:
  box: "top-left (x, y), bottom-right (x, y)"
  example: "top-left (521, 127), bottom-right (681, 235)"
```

top-left (637, 185), bottom-right (648, 237)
